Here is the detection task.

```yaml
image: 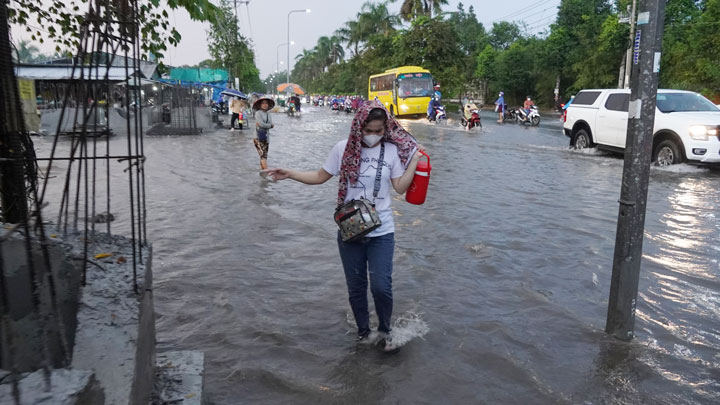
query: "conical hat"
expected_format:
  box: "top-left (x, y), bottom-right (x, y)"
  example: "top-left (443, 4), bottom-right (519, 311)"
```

top-left (252, 96), bottom-right (275, 110)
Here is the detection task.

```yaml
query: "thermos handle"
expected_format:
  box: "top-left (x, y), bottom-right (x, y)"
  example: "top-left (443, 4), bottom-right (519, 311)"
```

top-left (418, 150), bottom-right (429, 166)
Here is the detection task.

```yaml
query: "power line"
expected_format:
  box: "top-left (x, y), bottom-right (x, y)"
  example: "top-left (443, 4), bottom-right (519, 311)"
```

top-left (525, 13), bottom-right (558, 29)
top-left (494, 0), bottom-right (558, 23)
top-left (517, 6), bottom-right (558, 25)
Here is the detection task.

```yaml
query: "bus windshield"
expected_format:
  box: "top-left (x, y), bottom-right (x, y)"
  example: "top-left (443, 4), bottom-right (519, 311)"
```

top-left (397, 73), bottom-right (433, 99)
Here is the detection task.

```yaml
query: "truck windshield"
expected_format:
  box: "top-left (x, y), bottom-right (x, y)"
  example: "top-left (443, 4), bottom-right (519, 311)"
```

top-left (657, 93), bottom-right (718, 113)
top-left (397, 73), bottom-right (433, 99)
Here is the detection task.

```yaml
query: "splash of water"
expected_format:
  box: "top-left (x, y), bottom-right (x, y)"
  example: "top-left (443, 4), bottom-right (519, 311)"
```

top-left (353, 312), bottom-right (429, 348)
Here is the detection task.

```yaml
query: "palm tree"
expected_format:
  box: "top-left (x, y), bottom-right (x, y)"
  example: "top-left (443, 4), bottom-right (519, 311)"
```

top-left (329, 35), bottom-right (345, 64)
top-left (335, 20), bottom-right (361, 56)
top-left (392, 0), bottom-right (447, 22)
top-left (427, 0), bottom-right (448, 16)
top-left (314, 36), bottom-right (333, 70)
top-left (14, 39), bottom-right (40, 63)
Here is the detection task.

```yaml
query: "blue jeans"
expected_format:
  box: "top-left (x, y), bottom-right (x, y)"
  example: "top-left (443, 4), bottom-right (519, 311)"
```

top-left (337, 232), bottom-right (395, 336)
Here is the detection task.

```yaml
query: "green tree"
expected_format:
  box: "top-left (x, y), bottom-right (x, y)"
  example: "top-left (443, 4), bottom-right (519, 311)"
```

top-left (489, 21), bottom-right (522, 50)
top-left (206, 2), bottom-right (263, 92)
top-left (8, 0), bottom-right (219, 62)
top-left (393, 16), bottom-right (464, 96)
top-left (393, 0), bottom-right (448, 22)
top-left (13, 39), bottom-right (40, 63)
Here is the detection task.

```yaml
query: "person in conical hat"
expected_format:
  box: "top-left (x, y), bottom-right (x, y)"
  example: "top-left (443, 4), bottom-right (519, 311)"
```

top-left (252, 96), bottom-right (275, 170)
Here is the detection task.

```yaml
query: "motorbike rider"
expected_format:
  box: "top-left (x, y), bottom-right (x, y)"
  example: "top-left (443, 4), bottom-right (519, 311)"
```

top-left (433, 84), bottom-right (441, 100)
top-left (289, 94), bottom-right (301, 112)
top-left (522, 96), bottom-right (535, 121)
top-left (427, 95), bottom-right (442, 121)
top-left (464, 101), bottom-right (480, 121)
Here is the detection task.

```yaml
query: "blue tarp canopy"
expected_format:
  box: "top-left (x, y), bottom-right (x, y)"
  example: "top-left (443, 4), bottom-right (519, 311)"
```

top-left (169, 67), bottom-right (228, 83)
top-left (154, 79), bottom-right (247, 103)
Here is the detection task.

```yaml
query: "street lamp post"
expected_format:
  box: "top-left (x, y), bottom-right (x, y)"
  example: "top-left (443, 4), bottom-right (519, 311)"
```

top-left (287, 9), bottom-right (310, 84)
top-left (276, 41), bottom-right (293, 82)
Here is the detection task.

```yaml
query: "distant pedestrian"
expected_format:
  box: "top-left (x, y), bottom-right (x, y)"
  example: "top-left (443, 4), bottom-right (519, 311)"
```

top-left (253, 96), bottom-right (275, 170)
top-left (495, 91), bottom-right (505, 123)
top-left (230, 97), bottom-right (242, 131)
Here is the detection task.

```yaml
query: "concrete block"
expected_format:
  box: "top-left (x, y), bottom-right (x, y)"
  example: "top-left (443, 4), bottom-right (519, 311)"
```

top-left (0, 368), bottom-right (104, 405)
top-left (70, 233), bottom-right (153, 405)
top-left (153, 351), bottom-right (204, 405)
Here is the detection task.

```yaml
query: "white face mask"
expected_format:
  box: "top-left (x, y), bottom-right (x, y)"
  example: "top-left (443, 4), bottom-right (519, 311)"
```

top-left (362, 134), bottom-right (383, 146)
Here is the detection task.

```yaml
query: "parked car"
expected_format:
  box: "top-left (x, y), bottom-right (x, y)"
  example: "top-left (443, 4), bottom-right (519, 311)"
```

top-left (563, 89), bottom-right (720, 166)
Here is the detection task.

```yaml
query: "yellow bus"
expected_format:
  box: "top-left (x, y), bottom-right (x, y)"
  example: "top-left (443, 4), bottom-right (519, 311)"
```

top-left (368, 66), bottom-right (434, 117)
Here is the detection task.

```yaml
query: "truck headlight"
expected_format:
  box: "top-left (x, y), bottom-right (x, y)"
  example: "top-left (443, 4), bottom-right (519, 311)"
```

top-left (689, 125), bottom-right (709, 140)
top-left (400, 104), bottom-right (409, 111)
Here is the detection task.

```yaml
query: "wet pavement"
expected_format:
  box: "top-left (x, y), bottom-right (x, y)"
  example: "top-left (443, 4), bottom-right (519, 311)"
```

top-left (36, 106), bottom-right (720, 404)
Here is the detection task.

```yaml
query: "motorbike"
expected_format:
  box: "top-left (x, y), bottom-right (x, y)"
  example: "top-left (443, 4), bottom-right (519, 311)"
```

top-left (344, 103), bottom-right (353, 114)
top-left (287, 102), bottom-right (296, 116)
top-left (211, 102), bottom-right (228, 116)
top-left (331, 101), bottom-right (340, 111)
top-left (518, 105), bottom-right (541, 126)
top-left (318, 99), bottom-right (324, 107)
top-left (503, 106), bottom-right (519, 123)
top-left (428, 105), bottom-right (447, 124)
top-left (460, 108), bottom-right (482, 130)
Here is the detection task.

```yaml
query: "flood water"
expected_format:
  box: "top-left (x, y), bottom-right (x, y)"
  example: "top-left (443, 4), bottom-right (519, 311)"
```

top-left (36, 106), bottom-right (720, 404)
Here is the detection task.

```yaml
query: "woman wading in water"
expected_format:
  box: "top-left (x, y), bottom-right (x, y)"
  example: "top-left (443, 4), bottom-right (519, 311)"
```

top-left (253, 96), bottom-right (275, 170)
top-left (264, 101), bottom-right (425, 352)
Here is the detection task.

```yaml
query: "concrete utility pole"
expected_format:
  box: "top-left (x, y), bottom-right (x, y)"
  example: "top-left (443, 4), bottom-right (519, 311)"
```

top-left (605, 0), bottom-right (666, 341)
top-left (624, 0), bottom-right (638, 88)
top-left (0, 0), bottom-right (30, 224)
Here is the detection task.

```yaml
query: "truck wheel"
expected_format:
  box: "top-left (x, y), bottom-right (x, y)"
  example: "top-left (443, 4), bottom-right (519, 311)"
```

top-left (573, 129), bottom-right (592, 149)
top-left (653, 139), bottom-right (683, 167)
top-left (389, 105), bottom-right (394, 117)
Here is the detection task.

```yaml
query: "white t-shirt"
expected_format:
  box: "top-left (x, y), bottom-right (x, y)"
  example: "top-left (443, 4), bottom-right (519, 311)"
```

top-left (323, 140), bottom-right (406, 237)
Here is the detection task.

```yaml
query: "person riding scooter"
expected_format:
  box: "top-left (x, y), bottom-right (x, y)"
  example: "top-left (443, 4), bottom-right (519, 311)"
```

top-left (289, 95), bottom-right (301, 114)
top-left (463, 101), bottom-right (482, 129)
top-left (522, 96), bottom-right (535, 122)
top-left (427, 95), bottom-right (442, 121)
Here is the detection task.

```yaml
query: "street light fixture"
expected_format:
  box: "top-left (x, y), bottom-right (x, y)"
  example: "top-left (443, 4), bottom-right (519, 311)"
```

top-left (287, 9), bottom-right (310, 84)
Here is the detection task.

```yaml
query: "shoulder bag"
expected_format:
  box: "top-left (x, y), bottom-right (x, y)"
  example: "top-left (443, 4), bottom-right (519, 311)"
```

top-left (256, 112), bottom-right (269, 141)
top-left (334, 143), bottom-right (385, 242)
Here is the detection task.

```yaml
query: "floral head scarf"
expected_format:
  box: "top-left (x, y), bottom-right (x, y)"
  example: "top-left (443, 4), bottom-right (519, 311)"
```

top-left (337, 100), bottom-right (417, 206)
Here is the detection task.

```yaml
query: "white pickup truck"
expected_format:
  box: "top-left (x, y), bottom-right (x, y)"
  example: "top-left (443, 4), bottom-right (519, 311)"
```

top-left (563, 89), bottom-right (720, 166)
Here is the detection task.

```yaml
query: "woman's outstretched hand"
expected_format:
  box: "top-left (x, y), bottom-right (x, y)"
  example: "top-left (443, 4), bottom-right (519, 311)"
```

top-left (261, 168), bottom-right (291, 181)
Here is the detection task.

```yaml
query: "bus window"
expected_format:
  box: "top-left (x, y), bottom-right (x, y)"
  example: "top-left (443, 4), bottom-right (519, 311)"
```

top-left (371, 74), bottom-right (394, 92)
top-left (397, 73), bottom-right (433, 98)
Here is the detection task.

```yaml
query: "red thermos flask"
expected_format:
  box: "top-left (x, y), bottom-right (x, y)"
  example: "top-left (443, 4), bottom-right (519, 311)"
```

top-left (405, 151), bottom-right (431, 205)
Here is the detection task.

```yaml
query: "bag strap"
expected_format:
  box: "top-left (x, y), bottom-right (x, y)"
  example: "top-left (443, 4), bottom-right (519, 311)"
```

top-left (372, 143), bottom-right (385, 204)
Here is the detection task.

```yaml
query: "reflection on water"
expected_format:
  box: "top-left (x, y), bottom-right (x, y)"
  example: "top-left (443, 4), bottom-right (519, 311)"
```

top-left (34, 106), bottom-right (720, 403)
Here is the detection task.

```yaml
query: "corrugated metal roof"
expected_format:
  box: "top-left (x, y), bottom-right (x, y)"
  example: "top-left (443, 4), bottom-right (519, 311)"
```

top-left (14, 65), bottom-right (143, 81)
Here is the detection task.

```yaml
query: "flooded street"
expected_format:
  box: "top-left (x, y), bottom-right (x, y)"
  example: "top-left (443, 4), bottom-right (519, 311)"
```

top-left (38, 107), bottom-right (720, 404)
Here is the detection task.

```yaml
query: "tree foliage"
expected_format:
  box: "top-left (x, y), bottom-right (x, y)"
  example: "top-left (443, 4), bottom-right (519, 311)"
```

top-left (205, 1), bottom-right (263, 92)
top-left (8, 0), bottom-right (219, 61)
top-left (288, 0), bottom-right (720, 105)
